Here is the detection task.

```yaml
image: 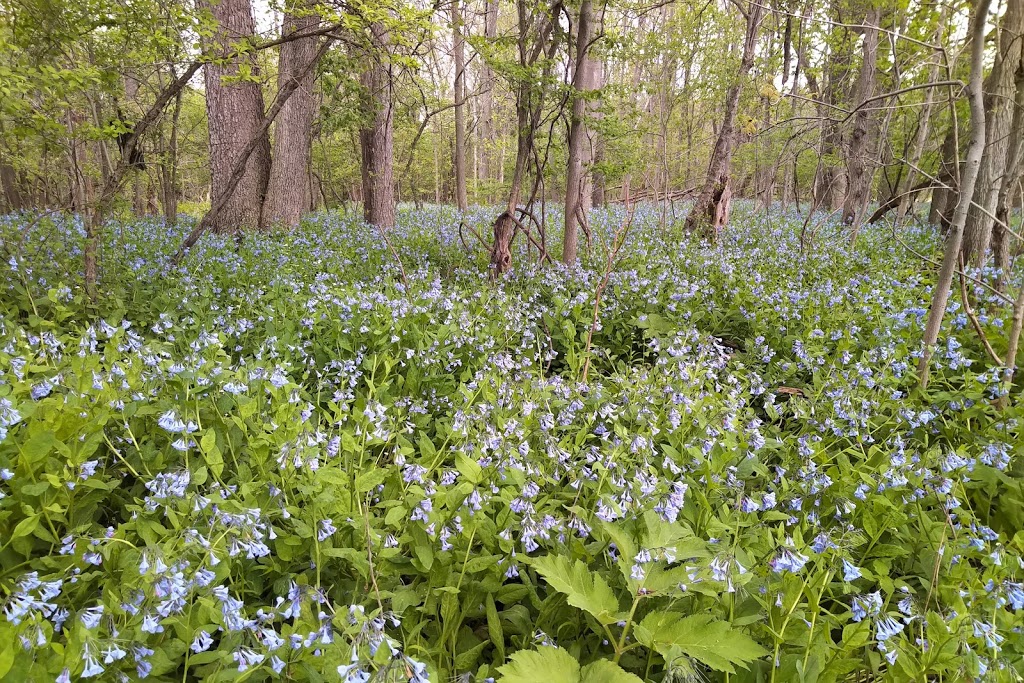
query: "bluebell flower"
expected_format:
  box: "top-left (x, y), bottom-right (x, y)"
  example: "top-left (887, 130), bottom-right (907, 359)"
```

top-left (770, 548), bottom-right (809, 574)
top-left (842, 559), bottom-right (863, 581)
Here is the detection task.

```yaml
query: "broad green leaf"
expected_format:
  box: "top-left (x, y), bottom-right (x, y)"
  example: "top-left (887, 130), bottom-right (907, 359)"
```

top-left (498, 646), bottom-right (580, 683)
top-left (529, 555), bottom-right (622, 624)
top-left (11, 514), bottom-right (41, 540)
top-left (579, 659), bottom-right (644, 683)
top-left (634, 612), bottom-right (767, 674)
top-left (20, 431), bottom-right (57, 463)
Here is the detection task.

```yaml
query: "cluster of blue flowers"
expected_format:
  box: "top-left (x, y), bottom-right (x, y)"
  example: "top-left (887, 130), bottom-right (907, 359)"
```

top-left (0, 205), bottom-right (1021, 681)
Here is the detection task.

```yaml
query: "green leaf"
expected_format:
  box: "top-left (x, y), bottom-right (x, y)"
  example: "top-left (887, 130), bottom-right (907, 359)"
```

top-left (356, 468), bottom-right (387, 492)
top-left (486, 593), bottom-right (506, 664)
top-left (20, 431), bottom-right (57, 463)
top-left (634, 612), bottom-right (767, 674)
top-left (579, 660), bottom-right (644, 683)
top-left (11, 514), bottom-right (41, 540)
top-left (529, 555), bottom-right (622, 624)
top-left (498, 647), bottom-right (580, 683)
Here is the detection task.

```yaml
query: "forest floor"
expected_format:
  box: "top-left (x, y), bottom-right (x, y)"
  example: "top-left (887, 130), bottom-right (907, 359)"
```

top-left (0, 204), bottom-right (1022, 682)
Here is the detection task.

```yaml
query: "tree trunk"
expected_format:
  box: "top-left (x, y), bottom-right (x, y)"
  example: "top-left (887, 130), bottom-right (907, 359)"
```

top-left (360, 22), bottom-right (396, 228)
top-left (478, 0), bottom-right (498, 199)
top-left (843, 7), bottom-right (881, 231)
top-left (963, 0), bottom-right (1024, 267)
top-left (0, 160), bottom-right (24, 212)
top-left (919, 0), bottom-right (992, 387)
top-left (161, 83), bottom-right (183, 226)
top-left (683, 0), bottom-right (763, 236)
top-left (591, 58), bottom-right (606, 208)
top-left (896, 13), bottom-right (947, 222)
top-left (813, 21), bottom-right (852, 211)
top-left (263, 7), bottom-right (320, 229)
top-left (563, 0), bottom-right (597, 264)
top-left (994, 54), bottom-right (1024, 284)
top-left (452, 0), bottom-right (468, 211)
top-left (199, 0), bottom-right (271, 234)
top-left (929, 126), bottom-right (959, 229)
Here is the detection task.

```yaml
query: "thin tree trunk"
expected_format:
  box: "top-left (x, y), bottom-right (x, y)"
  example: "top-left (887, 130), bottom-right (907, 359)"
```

top-left (963, 0), bottom-right (1023, 266)
top-left (478, 0), bottom-right (498, 199)
top-left (563, 0), bottom-right (597, 264)
top-left (360, 22), bottom-right (396, 228)
top-left (263, 6), bottom-right (320, 228)
top-left (590, 57), bottom-right (606, 208)
top-left (452, 0), bottom-right (468, 211)
top-left (929, 126), bottom-right (959, 229)
top-left (162, 82), bottom-right (183, 226)
top-left (199, 0), bottom-right (271, 234)
top-left (896, 13), bottom-right (947, 222)
top-left (683, 0), bottom-right (763, 236)
top-left (918, 0), bottom-right (993, 387)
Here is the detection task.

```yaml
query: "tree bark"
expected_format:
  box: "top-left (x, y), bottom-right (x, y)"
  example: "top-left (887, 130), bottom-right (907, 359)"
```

top-left (963, 0), bottom-right (1024, 267)
top-left (928, 126), bottom-right (959, 229)
top-left (199, 0), bottom-right (272, 234)
top-left (813, 20), bottom-right (852, 211)
top-left (591, 57), bottom-right (606, 208)
top-left (452, 0), bottom-right (468, 211)
top-left (563, 0), bottom-right (597, 264)
top-left (993, 54), bottom-right (1024, 283)
top-left (683, 0), bottom-right (764, 236)
top-left (918, 0), bottom-right (993, 387)
top-left (160, 80), bottom-right (184, 226)
top-left (0, 160), bottom-right (24, 212)
top-left (478, 0), bottom-right (498, 199)
top-left (360, 22), bottom-right (396, 228)
top-left (843, 7), bottom-right (881, 231)
top-left (263, 6), bottom-right (320, 228)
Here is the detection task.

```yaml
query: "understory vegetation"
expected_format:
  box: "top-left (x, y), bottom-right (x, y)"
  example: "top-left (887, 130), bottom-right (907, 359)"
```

top-left (1, 204), bottom-right (1022, 682)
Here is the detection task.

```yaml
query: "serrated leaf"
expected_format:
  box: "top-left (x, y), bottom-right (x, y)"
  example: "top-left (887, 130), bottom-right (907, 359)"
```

top-left (498, 646), bottom-right (580, 683)
top-left (634, 612), bottom-right (767, 673)
top-left (579, 659), bottom-right (644, 683)
top-left (530, 555), bottom-right (622, 624)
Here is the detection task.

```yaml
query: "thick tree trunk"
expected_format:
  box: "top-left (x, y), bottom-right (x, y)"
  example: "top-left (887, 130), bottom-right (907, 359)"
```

top-left (199, 0), bottom-right (271, 234)
top-left (360, 22), bottom-right (396, 228)
top-left (263, 7), bottom-right (320, 228)
top-left (683, 0), bottom-right (763, 236)
top-left (994, 56), bottom-right (1024, 283)
top-left (963, 0), bottom-right (1024, 266)
top-left (813, 21), bottom-right (852, 211)
top-left (452, 0), bottom-right (468, 211)
top-left (843, 7), bottom-right (881, 231)
top-left (919, 0), bottom-right (992, 387)
top-left (563, 0), bottom-right (597, 264)
top-left (0, 160), bottom-right (24, 212)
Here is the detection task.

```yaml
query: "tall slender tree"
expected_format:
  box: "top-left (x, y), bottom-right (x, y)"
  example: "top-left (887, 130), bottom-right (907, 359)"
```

top-left (452, 0), bottom-right (468, 211)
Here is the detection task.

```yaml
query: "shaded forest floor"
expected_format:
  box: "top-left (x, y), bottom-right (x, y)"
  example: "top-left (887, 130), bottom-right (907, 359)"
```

top-left (0, 203), bottom-right (1022, 682)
